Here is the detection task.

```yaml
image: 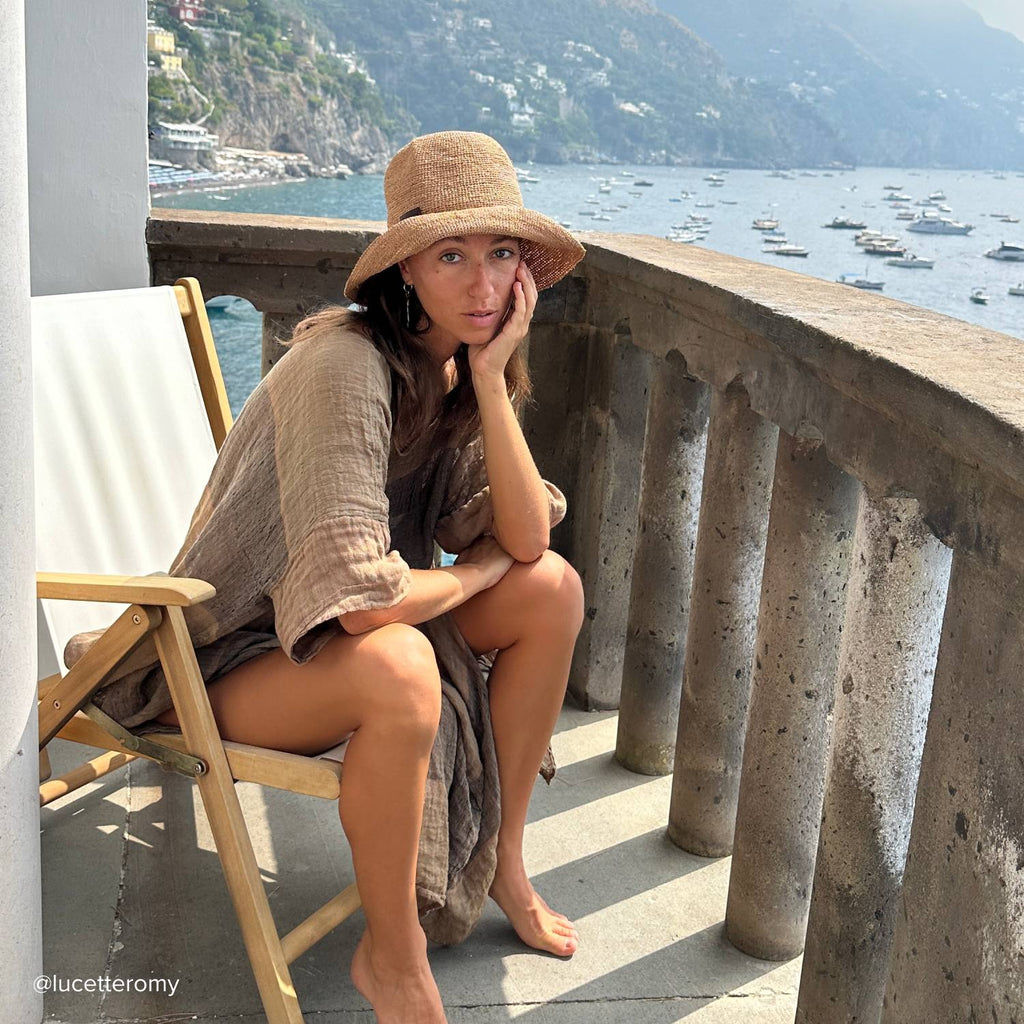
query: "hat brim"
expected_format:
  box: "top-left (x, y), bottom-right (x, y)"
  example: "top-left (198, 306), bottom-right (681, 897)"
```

top-left (344, 206), bottom-right (585, 301)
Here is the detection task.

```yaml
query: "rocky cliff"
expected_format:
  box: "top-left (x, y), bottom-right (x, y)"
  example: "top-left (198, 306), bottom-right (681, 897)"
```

top-left (201, 60), bottom-right (395, 173)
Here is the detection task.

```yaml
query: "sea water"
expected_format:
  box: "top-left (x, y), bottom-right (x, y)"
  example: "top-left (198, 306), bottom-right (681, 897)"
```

top-left (157, 165), bottom-right (1024, 415)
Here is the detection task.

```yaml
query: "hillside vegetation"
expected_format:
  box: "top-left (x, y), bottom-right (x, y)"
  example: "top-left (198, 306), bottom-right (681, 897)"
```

top-left (148, 0), bottom-right (1024, 169)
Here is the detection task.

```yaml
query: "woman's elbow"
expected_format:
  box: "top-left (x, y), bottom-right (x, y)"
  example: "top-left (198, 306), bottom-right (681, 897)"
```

top-left (508, 533), bottom-right (550, 563)
top-left (338, 606), bottom-right (391, 635)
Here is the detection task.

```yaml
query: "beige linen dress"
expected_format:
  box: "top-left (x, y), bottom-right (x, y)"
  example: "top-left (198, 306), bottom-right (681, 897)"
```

top-left (64, 325), bottom-right (567, 944)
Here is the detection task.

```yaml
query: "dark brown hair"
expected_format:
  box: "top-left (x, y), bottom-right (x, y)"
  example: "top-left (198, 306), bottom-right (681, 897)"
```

top-left (289, 263), bottom-right (532, 455)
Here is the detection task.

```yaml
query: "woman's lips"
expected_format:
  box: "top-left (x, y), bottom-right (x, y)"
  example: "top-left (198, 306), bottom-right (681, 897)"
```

top-left (463, 311), bottom-right (499, 326)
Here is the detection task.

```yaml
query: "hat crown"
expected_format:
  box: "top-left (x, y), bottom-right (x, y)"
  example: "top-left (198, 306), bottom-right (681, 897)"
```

top-left (384, 131), bottom-right (524, 227)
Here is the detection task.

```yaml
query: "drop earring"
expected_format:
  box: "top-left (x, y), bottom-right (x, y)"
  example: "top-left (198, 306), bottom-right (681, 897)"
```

top-left (403, 282), bottom-right (413, 329)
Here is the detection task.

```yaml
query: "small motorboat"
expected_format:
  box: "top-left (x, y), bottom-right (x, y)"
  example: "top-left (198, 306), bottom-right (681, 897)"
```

top-left (824, 217), bottom-right (868, 229)
top-left (205, 295), bottom-right (246, 311)
top-left (634, 179), bottom-right (654, 187)
top-left (970, 288), bottom-right (990, 305)
top-left (1008, 283), bottom-right (1024, 296)
top-left (838, 273), bottom-right (884, 290)
top-left (864, 243), bottom-right (907, 256)
top-left (767, 245), bottom-right (809, 257)
top-left (884, 254), bottom-right (934, 268)
top-left (752, 218), bottom-right (780, 231)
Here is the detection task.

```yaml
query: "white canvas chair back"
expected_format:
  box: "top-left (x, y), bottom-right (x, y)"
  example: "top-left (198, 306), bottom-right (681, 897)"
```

top-left (32, 285), bottom-right (219, 676)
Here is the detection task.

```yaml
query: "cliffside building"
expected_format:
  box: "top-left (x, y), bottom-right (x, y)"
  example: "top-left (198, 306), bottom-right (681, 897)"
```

top-left (150, 120), bottom-right (218, 168)
top-left (167, 0), bottom-right (205, 23)
top-left (146, 24), bottom-right (174, 54)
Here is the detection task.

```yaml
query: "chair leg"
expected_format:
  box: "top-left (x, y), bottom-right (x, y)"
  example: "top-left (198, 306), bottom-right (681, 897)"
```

top-left (39, 749), bottom-right (135, 806)
top-left (153, 607), bottom-right (304, 1024)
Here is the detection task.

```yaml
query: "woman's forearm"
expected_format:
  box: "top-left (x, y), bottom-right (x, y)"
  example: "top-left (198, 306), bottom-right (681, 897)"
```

top-left (474, 375), bottom-right (551, 561)
top-left (338, 565), bottom-right (491, 635)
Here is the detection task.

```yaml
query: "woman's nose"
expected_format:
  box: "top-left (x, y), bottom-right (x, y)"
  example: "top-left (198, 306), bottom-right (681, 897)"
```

top-left (467, 261), bottom-right (497, 297)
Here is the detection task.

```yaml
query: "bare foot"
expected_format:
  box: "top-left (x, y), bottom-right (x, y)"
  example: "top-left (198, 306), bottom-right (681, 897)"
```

top-left (490, 863), bottom-right (579, 957)
top-left (350, 929), bottom-right (448, 1024)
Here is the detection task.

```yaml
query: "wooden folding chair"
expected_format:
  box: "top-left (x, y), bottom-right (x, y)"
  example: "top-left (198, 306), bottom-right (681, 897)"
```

top-left (35, 278), bottom-right (360, 1024)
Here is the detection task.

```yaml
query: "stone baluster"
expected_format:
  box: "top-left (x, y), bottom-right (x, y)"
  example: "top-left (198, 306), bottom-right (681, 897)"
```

top-left (567, 320), bottom-right (652, 709)
top-left (796, 494), bottom-right (951, 1024)
top-left (615, 353), bottom-right (709, 775)
top-left (668, 385), bottom-right (778, 854)
top-left (261, 312), bottom-right (302, 375)
top-left (725, 432), bottom-right (860, 961)
top-left (521, 277), bottom-right (589, 565)
top-left (882, 547), bottom-right (1024, 1021)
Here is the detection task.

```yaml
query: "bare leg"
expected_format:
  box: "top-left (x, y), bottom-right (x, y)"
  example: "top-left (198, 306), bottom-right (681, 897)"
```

top-left (452, 550), bottom-right (584, 956)
top-left (156, 623), bottom-right (447, 1023)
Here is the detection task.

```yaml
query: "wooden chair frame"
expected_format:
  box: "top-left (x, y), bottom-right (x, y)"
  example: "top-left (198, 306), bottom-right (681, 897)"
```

top-left (38, 278), bottom-right (359, 1024)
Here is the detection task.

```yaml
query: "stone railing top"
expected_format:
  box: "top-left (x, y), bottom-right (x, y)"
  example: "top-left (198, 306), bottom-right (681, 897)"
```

top-left (573, 231), bottom-right (1024, 511)
top-left (148, 208), bottom-right (1024, 514)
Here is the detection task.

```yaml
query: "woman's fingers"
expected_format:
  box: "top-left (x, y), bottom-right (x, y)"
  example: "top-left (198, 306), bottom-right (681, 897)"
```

top-left (518, 261), bottom-right (537, 311)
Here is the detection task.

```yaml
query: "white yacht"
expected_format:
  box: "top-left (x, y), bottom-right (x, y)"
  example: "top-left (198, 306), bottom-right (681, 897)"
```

top-left (984, 242), bottom-right (1024, 262)
top-left (1009, 283), bottom-right (1024, 297)
top-left (907, 213), bottom-right (974, 235)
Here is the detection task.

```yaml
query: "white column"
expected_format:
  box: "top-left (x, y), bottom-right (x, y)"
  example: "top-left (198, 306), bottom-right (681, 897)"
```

top-left (0, 0), bottom-right (42, 1020)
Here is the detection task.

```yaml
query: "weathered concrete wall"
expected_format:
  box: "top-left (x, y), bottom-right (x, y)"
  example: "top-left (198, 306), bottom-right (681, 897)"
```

top-left (1, 1), bottom-right (42, 1018)
top-left (26, 1), bottom-right (148, 295)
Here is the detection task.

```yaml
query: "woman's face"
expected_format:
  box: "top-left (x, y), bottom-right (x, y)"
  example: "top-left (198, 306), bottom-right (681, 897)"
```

top-left (399, 234), bottom-right (522, 359)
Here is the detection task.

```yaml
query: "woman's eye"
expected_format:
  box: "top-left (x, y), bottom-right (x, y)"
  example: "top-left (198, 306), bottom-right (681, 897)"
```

top-left (494, 248), bottom-right (516, 259)
top-left (439, 252), bottom-right (461, 263)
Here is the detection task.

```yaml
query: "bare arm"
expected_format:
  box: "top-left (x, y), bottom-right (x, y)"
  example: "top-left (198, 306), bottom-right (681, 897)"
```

top-left (468, 260), bottom-right (551, 563)
top-left (474, 375), bottom-right (551, 562)
top-left (339, 536), bottom-right (513, 634)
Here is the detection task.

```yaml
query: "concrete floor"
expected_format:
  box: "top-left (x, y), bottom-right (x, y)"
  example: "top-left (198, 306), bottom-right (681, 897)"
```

top-left (40, 705), bottom-right (801, 1023)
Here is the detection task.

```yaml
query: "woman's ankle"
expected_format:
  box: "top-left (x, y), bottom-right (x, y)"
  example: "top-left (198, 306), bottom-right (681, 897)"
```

top-left (361, 924), bottom-right (432, 976)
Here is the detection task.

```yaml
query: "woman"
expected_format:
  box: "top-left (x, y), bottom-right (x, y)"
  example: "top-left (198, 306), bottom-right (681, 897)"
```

top-left (91, 131), bottom-right (587, 1024)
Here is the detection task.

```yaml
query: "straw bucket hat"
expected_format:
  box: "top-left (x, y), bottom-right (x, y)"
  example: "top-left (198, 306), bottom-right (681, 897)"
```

top-left (344, 131), bottom-right (585, 301)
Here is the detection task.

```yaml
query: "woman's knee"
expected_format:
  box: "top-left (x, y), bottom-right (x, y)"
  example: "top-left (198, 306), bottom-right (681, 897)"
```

top-left (351, 623), bottom-right (442, 729)
top-left (509, 550), bottom-right (585, 633)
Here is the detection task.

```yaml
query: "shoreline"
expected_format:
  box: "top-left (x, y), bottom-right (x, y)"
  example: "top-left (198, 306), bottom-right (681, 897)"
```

top-left (150, 175), bottom-right (308, 200)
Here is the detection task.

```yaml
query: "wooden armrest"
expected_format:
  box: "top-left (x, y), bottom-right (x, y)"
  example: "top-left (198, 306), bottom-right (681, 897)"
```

top-left (37, 572), bottom-right (215, 606)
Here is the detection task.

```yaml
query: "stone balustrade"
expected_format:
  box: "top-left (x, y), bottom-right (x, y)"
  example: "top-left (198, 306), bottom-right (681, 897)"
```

top-left (148, 208), bottom-right (1024, 1023)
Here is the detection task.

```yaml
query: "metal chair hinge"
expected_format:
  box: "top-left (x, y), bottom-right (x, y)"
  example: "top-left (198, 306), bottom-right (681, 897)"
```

top-left (82, 703), bottom-right (207, 778)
